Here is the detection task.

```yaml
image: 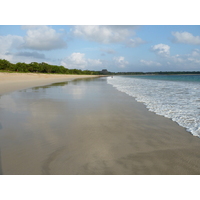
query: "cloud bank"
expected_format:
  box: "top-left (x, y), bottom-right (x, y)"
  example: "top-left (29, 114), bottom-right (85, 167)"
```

top-left (61, 53), bottom-right (102, 69)
top-left (0, 35), bottom-right (23, 54)
top-left (148, 42), bottom-right (200, 70)
top-left (0, 26), bottom-right (67, 63)
top-left (72, 25), bottom-right (133, 43)
top-left (15, 51), bottom-right (45, 59)
top-left (172, 31), bottom-right (200, 45)
top-left (0, 26), bottom-right (67, 53)
top-left (72, 25), bottom-right (145, 47)
top-left (23, 25), bottom-right (67, 50)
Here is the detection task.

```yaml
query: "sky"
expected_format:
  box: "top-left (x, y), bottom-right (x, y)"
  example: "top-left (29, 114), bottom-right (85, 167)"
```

top-left (0, 25), bottom-right (200, 72)
top-left (1, 1), bottom-right (200, 198)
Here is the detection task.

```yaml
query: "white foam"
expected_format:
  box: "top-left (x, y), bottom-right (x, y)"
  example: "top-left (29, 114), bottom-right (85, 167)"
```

top-left (107, 76), bottom-right (200, 137)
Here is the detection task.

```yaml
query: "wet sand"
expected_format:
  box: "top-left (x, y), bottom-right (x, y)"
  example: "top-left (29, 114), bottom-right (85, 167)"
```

top-left (0, 77), bottom-right (200, 174)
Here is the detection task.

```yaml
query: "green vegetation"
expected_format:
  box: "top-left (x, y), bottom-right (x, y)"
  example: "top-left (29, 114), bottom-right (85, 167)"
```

top-left (0, 59), bottom-right (200, 75)
top-left (0, 59), bottom-right (102, 75)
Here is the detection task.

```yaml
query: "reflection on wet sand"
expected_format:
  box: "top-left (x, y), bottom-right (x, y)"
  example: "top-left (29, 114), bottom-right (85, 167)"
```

top-left (1, 77), bottom-right (200, 175)
top-left (0, 77), bottom-right (102, 174)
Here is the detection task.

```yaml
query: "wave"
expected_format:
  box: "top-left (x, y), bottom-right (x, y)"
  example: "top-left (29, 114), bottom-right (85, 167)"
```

top-left (107, 76), bottom-right (200, 137)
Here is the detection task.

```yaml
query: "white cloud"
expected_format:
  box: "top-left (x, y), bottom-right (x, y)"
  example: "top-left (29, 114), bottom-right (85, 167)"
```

top-left (61, 53), bottom-right (87, 69)
top-left (171, 54), bottom-right (184, 63)
top-left (151, 43), bottom-right (170, 57)
top-left (140, 60), bottom-right (161, 66)
top-left (113, 56), bottom-right (129, 68)
top-left (187, 57), bottom-right (200, 64)
top-left (88, 58), bottom-right (102, 66)
top-left (0, 35), bottom-right (52, 64)
top-left (143, 48), bottom-right (200, 71)
top-left (0, 35), bottom-right (25, 63)
top-left (191, 49), bottom-right (200, 57)
top-left (0, 53), bottom-right (13, 63)
top-left (126, 37), bottom-right (146, 47)
top-left (0, 26), bottom-right (67, 64)
top-left (172, 31), bottom-right (200, 45)
top-left (0, 35), bottom-right (23, 54)
top-left (72, 25), bottom-right (137, 44)
top-left (171, 48), bottom-right (200, 65)
top-left (61, 52), bottom-right (102, 69)
top-left (23, 25), bottom-right (67, 50)
top-left (0, 52), bottom-right (45, 64)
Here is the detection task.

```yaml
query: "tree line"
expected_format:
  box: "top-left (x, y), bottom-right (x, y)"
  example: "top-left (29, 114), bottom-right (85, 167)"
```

top-left (0, 59), bottom-right (102, 75)
top-left (1, 59), bottom-right (200, 75)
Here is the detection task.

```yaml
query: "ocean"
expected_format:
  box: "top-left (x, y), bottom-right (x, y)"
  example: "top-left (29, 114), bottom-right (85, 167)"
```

top-left (107, 75), bottom-right (200, 138)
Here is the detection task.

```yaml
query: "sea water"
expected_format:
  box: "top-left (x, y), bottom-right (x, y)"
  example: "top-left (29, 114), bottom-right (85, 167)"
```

top-left (107, 75), bottom-right (200, 137)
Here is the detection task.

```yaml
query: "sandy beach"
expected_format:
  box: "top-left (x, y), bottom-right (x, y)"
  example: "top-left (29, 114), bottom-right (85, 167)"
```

top-left (0, 72), bottom-right (101, 95)
top-left (0, 73), bottom-right (200, 175)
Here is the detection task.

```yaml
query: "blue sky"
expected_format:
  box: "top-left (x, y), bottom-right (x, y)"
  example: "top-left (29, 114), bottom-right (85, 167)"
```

top-left (0, 25), bottom-right (200, 72)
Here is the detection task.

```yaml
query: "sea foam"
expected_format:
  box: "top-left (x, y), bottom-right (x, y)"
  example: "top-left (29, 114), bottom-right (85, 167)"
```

top-left (107, 76), bottom-right (200, 137)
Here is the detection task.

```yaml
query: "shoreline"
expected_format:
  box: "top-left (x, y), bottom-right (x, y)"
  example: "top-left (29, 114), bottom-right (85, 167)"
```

top-left (0, 72), bottom-right (103, 95)
top-left (1, 75), bottom-right (200, 174)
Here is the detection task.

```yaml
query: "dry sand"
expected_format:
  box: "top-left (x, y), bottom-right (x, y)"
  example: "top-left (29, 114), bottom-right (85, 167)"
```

top-left (0, 74), bottom-right (200, 175)
top-left (0, 72), bottom-right (101, 95)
